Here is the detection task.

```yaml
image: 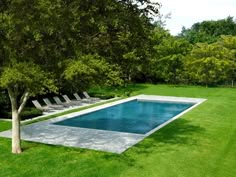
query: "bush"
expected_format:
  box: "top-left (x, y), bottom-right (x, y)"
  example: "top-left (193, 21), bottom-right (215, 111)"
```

top-left (88, 93), bottom-right (116, 99)
top-left (0, 107), bottom-right (43, 120)
top-left (0, 90), bottom-right (11, 113)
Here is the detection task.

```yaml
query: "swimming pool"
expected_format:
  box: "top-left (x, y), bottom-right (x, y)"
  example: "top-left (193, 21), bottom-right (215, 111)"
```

top-left (54, 100), bottom-right (194, 134)
top-left (0, 95), bottom-right (206, 153)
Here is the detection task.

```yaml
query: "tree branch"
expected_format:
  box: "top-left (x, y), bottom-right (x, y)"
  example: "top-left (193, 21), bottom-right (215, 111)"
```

top-left (19, 91), bottom-right (27, 105)
top-left (8, 87), bottom-right (18, 112)
top-left (18, 91), bottom-right (30, 114)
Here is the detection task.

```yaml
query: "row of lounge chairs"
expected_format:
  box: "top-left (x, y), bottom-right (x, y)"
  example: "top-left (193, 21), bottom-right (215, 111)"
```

top-left (32, 92), bottom-right (101, 113)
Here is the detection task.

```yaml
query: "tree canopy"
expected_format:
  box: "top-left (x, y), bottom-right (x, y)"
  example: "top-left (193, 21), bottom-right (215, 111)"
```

top-left (179, 17), bottom-right (236, 44)
top-left (185, 42), bottom-right (235, 87)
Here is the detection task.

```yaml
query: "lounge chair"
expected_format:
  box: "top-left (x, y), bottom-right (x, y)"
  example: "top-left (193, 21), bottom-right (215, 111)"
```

top-left (53, 96), bottom-right (74, 107)
top-left (62, 95), bottom-right (82, 106)
top-left (43, 98), bottom-right (65, 109)
top-left (73, 93), bottom-right (92, 104)
top-left (82, 91), bottom-right (100, 102)
top-left (32, 100), bottom-right (54, 112)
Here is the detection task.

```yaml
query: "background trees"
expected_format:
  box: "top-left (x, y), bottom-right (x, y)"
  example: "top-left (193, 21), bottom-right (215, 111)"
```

top-left (184, 37), bottom-right (236, 87)
top-left (63, 54), bottom-right (123, 92)
top-left (76, 0), bottom-right (158, 84)
top-left (149, 27), bottom-right (191, 83)
top-left (146, 17), bottom-right (236, 86)
top-left (217, 35), bottom-right (236, 86)
top-left (179, 16), bottom-right (236, 44)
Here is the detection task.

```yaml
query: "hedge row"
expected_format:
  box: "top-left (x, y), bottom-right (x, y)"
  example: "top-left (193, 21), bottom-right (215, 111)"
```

top-left (0, 107), bottom-right (43, 120)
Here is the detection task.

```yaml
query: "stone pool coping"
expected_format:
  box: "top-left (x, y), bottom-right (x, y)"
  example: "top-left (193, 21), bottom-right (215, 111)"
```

top-left (0, 95), bottom-right (206, 154)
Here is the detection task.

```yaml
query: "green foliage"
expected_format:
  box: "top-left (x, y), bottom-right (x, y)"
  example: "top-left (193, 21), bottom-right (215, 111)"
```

top-left (189, 42), bottom-right (234, 59)
top-left (0, 0), bottom-right (160, 90)
top-left (218, 35), bottom-right (236, 84)
top-left (148, 27), bottom-right (191, 83)
top-left (186, 57), bottom-right (232, 86)
top-left (219, 35), bottom-right (236, 61)
top-left (75, 0), bottom-right (158, 83)
top-left (147, 25), bottom-right (236, 86)
top-left (1, 107), bottom-right (42, 120)
top-left (0, 0), bottom-right (74, 69)
top-left (0, 62), bottom-right (57, 96)
top-left (1, 0), bottom-right (235, 91)
top-left (185, 38), bottom-right (236, 86)
top-left (179, 17), bottom-right (236, 44)
top-left (63, 54), bottom-right (123, 92)
top-left (179, 26), bottom-right (217, 44)
top-left (0, 90), bottom-right (10, 113)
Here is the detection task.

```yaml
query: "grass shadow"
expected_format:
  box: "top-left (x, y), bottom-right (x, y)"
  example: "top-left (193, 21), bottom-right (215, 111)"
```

top-left (125, 84), bottom-right (149, 93)
top-left (101, 118), bottom-right (205, 167)
top-left (129, 118), bottom-right (205, 155)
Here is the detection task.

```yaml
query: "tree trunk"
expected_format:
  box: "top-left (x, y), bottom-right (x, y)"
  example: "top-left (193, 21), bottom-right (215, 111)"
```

top-left (232, 80), bottom-right (234, 87)
top-left (8, 88), bottom-right (29, 154)
top-left (12, 110), bottom-right (22, 154)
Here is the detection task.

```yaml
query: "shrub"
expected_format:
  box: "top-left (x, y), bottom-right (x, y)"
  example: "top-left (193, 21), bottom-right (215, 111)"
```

top-left (88, 93), bottom-right (116, 99)
top-left (0, 90), bottom-right (10, 112)
top-left (0, 107), bottom-right (43, 120)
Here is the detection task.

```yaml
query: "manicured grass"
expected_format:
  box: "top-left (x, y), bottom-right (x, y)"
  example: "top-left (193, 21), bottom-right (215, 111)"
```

top-left (0, 120), bottom-right (11, 132)
top-left (0, 84), bottom-right (235, 177)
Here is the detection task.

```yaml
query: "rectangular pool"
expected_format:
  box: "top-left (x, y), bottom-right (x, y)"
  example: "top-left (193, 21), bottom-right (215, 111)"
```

top-left (54, 100), bottom-right (194, 134)
top-left (0, 95), bottom-right (206, 153)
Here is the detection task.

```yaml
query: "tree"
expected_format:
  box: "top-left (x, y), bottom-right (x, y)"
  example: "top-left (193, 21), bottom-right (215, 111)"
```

top-left (185, 41), bottom-right (235, 87)
top-left (63, 54), bottom-right (123, 92)
top-left (186, 57), bottom-right (232, 87)
top-left (0, 62), bottom-right (57, 153)
top-left (179, 17), bottom-right (236, 44)
top-left (148, 27), bottom-right (191, 83)
top-left (0, 0), bottom-right (77, 153)
top-left (0, 0), bottom-right (86, 153)
top-left (179, 26), bottom-right (216, 44)
top-left (219, 35), bottom-right (236, 86)
top-left (76, 0), bottom-right (159, 85)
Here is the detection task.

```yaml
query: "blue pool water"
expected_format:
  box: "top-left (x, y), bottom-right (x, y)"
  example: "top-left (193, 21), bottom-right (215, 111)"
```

top-left (54, 100), bottom-right (194, 134)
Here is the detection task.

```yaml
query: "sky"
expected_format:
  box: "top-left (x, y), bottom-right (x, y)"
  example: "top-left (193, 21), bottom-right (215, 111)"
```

top-left (152, 0), bottom-right (236, 35)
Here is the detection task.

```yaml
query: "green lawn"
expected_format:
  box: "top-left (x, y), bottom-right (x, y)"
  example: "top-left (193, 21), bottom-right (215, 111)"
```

top-left (0, 84), bottom-right (235, 177)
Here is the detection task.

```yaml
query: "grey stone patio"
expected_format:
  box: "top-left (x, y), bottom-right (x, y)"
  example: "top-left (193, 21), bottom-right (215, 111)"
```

top-left (0, 121), bottom-right (145, 153)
